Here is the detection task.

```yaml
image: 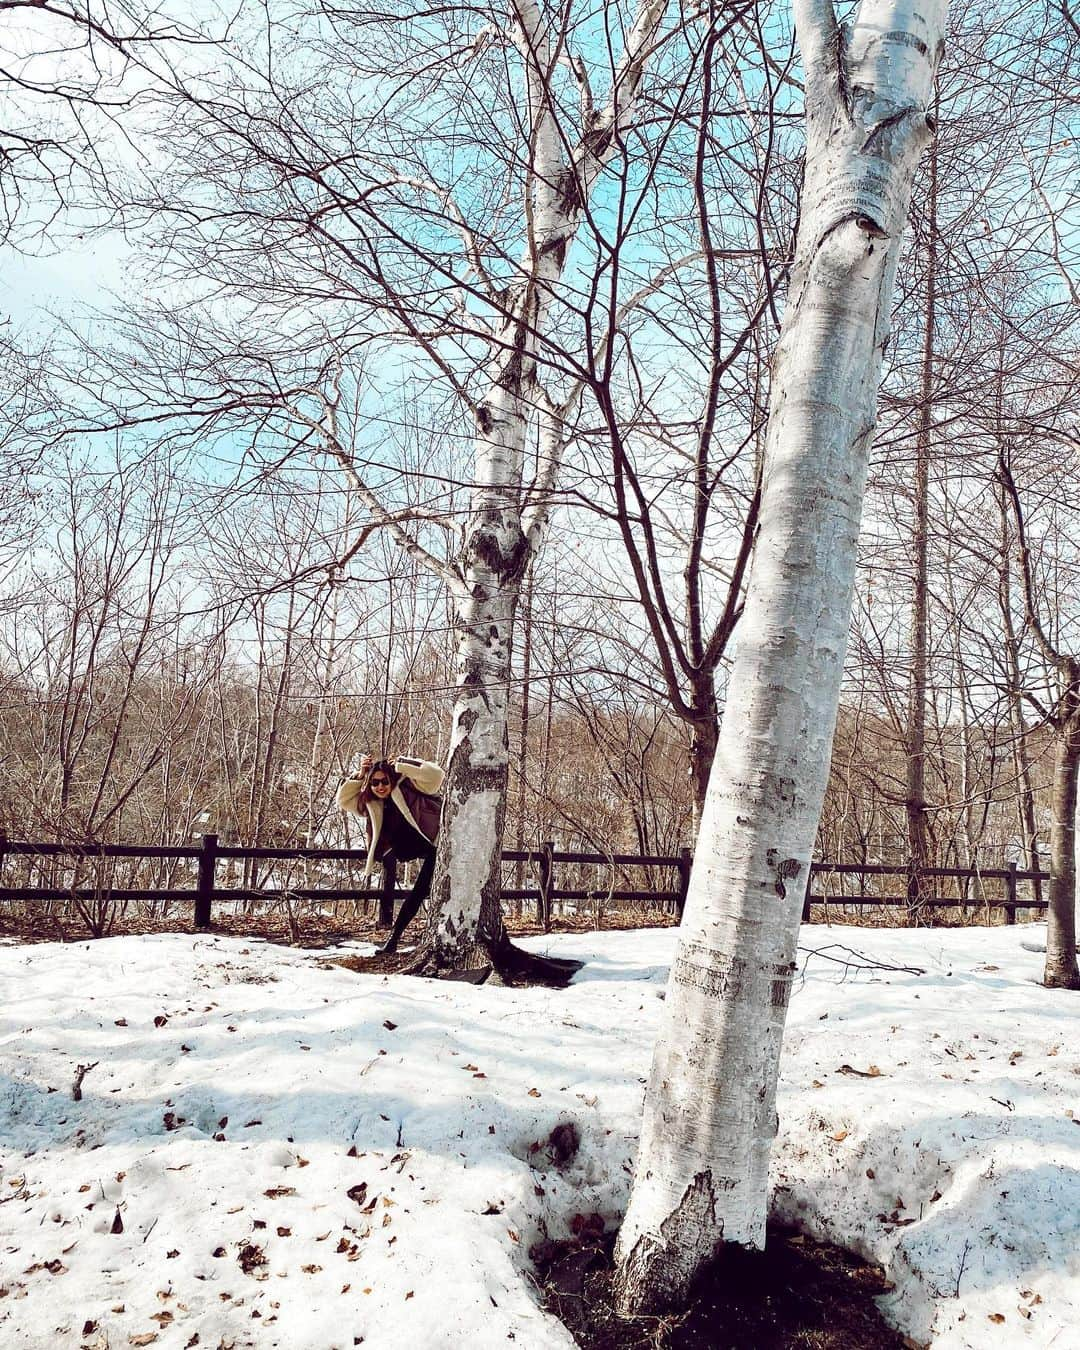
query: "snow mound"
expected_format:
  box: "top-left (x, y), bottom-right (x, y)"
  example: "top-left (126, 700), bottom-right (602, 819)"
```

top-left (0, 925), bottom-right (1076, 1347)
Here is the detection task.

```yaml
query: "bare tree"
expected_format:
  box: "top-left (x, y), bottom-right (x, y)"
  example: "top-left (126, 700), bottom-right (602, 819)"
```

top-left (615, 0), bottom-right (949, 1312)
top-left (997, 453), bottom-right (1080, 988)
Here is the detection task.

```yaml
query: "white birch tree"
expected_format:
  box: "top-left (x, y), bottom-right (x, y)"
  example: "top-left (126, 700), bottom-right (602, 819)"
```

top-left (65, 0), bottom-right (771, 979)
top-left (613, 0), bottom-right (950, 1313)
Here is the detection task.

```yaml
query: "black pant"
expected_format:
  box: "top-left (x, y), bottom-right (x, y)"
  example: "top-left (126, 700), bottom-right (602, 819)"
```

top-left (384, 843), bottom-right (436, 945)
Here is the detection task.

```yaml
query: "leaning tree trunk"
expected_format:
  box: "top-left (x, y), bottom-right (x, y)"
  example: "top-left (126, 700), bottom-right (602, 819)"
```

top-left (1045, 703), bottom-right (1080, 989)
top-left (614, 0), bottom-right (947, 1315)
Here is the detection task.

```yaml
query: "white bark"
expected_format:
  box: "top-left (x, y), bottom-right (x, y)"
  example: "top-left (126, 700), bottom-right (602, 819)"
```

top-left (614, 0), bottom-right (948, 1313)
top-left (427, 0), bottom-right (669, 969)
top-left (1044, 692), bottom-right (1080, 989)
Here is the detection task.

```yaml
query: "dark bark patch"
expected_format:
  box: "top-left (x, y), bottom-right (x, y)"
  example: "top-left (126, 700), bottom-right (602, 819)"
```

top-left (535, 1224), bottom-right (903, 1349)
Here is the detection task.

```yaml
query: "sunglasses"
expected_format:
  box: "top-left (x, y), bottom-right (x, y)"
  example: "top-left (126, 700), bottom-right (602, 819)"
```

top-left (370, 776), bottom-right (391, 786)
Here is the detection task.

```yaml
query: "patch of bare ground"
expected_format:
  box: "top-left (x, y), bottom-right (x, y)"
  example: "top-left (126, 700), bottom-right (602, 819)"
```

top-left (533, 1225), bottom-right (906, 1350)
top-left (0, 904), bottom-right (679, 949)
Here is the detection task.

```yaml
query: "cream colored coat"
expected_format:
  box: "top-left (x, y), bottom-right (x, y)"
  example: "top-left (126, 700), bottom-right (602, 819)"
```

top-left (336, 757), bottom-right (445, 879)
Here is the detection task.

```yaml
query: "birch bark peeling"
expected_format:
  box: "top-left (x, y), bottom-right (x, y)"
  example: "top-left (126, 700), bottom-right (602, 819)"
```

top-left (614, 0), bottom-right (948, 1314)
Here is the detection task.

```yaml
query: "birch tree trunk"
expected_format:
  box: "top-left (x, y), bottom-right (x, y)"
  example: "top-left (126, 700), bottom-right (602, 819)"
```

top-left (614, 0), bottom-right (948, 1313)
top-left (420, 0), bottom-right (669, 978)
top-left (1045, 694), bottom-right (1080, 989)
top-left (426, 376), bottom-right (531, 970)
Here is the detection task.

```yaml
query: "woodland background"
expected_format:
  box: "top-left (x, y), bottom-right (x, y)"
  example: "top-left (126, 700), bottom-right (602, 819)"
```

top-left (0, 0), bottom-right (1076, 913)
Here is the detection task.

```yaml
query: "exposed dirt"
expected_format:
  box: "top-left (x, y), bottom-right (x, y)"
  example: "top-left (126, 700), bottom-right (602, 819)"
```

top-left (0, 904), bottom-right (678, 948)
top-left (329, 931), bottom-right (584, 988)
top-left (533, 1225), bottom-right (907, 1350)
top-left (0, 905), bottom-right (381, 948)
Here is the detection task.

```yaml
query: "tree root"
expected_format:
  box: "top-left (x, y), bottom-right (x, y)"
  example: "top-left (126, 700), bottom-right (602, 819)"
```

top-left (333, 927), bottom-right (583, 988)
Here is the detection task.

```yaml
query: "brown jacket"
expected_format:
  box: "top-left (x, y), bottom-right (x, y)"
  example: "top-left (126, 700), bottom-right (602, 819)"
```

top-left (336, 757), bottom-right (444, 879)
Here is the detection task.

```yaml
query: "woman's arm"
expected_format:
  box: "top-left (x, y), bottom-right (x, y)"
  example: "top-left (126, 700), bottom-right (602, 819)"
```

top-left (393, 756), bottom-right (445, 795)
top-left (336, 778), bottom-right (366, 814)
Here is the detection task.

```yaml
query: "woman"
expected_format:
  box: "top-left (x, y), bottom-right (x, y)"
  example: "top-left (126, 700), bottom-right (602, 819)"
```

top-left (336, 752), bottom-right (444, 953)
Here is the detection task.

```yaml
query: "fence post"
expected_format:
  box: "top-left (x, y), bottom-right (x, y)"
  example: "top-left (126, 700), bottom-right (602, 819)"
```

top-left (676, 847), bottom-right (692, 918)
top-left (195, 833), bottom-right (218, 929)
top-left (538, 841), bottom-right (554, 932)
top-left (802, 863), bottom-right (813, 923)
top-left (1004, 861), bottom-right (1017, 924)
top-left (379, 858), bottom-right (397, 927)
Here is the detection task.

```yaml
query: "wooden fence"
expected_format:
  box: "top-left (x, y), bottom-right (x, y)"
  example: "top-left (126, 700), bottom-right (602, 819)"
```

top-left (0, 834), bottom-right (1051, 930)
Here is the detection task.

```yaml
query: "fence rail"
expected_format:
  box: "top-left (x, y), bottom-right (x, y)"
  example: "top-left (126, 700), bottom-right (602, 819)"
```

top-left (0, 834), bottom-right (1051, 930)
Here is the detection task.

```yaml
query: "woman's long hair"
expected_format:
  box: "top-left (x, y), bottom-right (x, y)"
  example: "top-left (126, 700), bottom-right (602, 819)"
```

top-left (356, 759), bottom-right (399, 809)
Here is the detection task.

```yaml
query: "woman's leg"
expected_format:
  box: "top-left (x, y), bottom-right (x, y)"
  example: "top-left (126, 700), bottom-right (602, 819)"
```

top-left (381, 844), bottom-right (436, 951)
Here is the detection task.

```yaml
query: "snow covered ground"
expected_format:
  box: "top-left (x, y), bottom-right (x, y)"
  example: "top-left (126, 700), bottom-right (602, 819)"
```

top-left (1, 925), bottom-right (1077, 1349)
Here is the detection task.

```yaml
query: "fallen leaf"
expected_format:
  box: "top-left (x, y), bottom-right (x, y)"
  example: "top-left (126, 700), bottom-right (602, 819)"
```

top-left (153, 1016), bottom-right (168, 1029)
top-left (405, 1290), bottom-right (414, 1300)
top-left (263, 1188), bottom-right (296, 1199)
top-left (238, 1243), bottom-right (267, 1274)
top-left (831, 1130), bottom-right (849, 1142)
top-left (988, 1313), bottom-right (1005, 1324)
top-left (111, 1208), bottom-right (124, 1234)
top-left (301, 1264), bottom-right (322, 1274)
top-left (528, 1088), bottom-right (541, 1098)
top-left (129, 1335), bottom-right (158, 1347)
top-left (383, 1021), bottom-right (398, 1031)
